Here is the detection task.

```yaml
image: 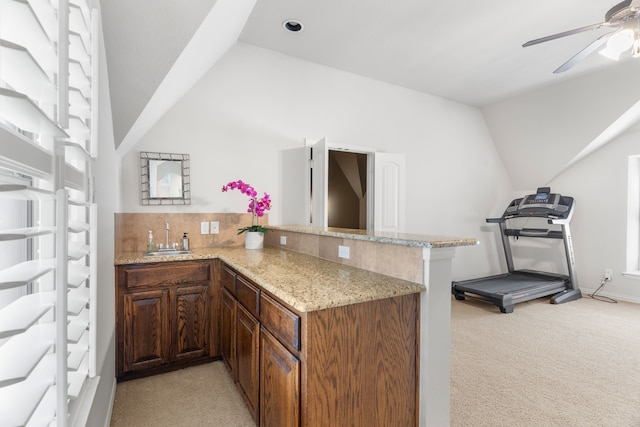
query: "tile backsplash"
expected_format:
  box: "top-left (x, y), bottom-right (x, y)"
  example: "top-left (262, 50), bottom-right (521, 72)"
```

top-left (115, 213), bottom-right (422, 284)
top-left (115, 212), bottom-right (261, 253)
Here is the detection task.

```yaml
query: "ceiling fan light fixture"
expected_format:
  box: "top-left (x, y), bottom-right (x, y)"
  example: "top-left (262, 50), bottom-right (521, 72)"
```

top-left (599, 28), bottom-right (635, 60)
top-left (599, 45), bottom-right (623, 60)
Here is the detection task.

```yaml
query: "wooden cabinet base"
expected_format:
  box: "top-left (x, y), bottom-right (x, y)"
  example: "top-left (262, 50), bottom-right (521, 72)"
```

top-left (116, 260), bottom-right (217, 381)
top-left (301, 294), bottom-right (419, 426)
top-left (116, 356), bottom-right (220, 382)
top-left (220, 263), bottom-right (419, 427)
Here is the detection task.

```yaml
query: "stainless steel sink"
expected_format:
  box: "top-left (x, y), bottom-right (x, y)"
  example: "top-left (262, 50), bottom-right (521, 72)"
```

top-left (144, 249), bottom-right (192, 257)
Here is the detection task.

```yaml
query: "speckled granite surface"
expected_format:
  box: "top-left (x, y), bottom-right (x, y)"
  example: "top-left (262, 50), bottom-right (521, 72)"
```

top-left (115, 247), bottom-right (426, 312)
top-left (266, 225), bottom-right (479, 248)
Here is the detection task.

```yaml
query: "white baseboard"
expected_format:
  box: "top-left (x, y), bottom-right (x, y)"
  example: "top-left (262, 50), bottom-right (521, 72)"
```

top-left (580, 287), bottom-right (640, 304)
top-left (103, 377), bottom-right (117, 427)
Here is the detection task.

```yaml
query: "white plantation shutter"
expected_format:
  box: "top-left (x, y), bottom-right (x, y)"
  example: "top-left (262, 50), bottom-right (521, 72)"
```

top-left (0, 0), bottom-right (98, 425)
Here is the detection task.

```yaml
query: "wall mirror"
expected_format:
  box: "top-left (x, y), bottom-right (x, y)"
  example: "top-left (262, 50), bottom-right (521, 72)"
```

top-left (140, 152), bottom-right (190, 205)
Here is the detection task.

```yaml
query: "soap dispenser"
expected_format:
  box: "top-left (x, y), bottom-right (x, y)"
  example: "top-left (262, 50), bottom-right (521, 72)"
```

top-left (147, 230), bottom-right (156, 253)
top-left (182, 232), bottom-right (189, 251)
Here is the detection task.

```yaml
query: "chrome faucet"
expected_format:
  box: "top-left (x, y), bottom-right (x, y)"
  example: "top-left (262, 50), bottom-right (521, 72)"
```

top-left (165, 222), bottom-right (170, 250)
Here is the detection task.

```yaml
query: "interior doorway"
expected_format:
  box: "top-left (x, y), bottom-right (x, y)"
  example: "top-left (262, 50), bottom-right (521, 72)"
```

top-left (278, 138), bottom-right (404, 232)
top-left (327, 150), bottom-right (368, 229)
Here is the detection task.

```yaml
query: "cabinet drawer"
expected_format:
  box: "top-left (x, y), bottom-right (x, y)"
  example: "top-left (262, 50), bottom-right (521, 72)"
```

top-left (124, 261), bottom-right (210, 289)
top-left (236, 275), bottom-right (260, 318)
top-left (221, 264), bottom-right (236, 295)
top-left (260, 293), bottom-right (300, 352)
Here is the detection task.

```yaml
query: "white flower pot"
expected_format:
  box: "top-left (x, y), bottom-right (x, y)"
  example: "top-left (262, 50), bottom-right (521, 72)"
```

top-left (245, 231), bottom-right (264, 250)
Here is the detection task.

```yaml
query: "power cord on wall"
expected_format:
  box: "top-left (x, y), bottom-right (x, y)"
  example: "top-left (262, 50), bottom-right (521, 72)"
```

top-left (588, 278), bottom-right (618, 304)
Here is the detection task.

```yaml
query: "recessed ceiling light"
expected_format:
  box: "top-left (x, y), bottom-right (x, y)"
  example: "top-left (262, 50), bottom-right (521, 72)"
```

top-left (282, 19), bottom-right (304, 32)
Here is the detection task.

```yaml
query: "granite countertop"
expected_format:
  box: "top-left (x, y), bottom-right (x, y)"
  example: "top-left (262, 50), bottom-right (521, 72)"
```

top-left (115, 247), bottom-right (426, 313)
top-left (267, 225), bottom-right (479, 248)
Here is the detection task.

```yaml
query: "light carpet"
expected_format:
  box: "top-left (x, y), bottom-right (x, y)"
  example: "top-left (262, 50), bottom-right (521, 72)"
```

top-left (109, 361), bottom-right (254, 427)
top-left (451, 295), bottom-right (640, 427)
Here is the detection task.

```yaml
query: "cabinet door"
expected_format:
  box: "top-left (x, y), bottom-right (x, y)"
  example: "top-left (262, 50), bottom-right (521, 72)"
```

top-left (236, 304), bottom-right (260, 422)
top-left (123, 289), bottom-right (170, 373)
top-left (260, 328), bottom-right (300, 427)
top-left (171, 285), bottom-right (210, 363)
top-left (221, 288), bottom-right (236, 374)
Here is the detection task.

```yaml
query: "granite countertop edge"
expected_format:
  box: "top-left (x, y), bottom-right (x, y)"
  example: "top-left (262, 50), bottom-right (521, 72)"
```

top-left (266, 225), bottom-right (479, 248)
top-left (114, 247), bottom-right (426, 313)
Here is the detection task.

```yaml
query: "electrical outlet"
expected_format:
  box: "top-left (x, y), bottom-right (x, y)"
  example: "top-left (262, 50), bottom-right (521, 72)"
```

top-left (280, 235), bottom-right (287, 245)
top-left (200, 221), bottom-right (209, 235)
top-left (604, 268), bottom-right (613, 282)
top-left (210, 221), bottom-right (219, 234)
top-left (338, 245), bottom-right (350, 259)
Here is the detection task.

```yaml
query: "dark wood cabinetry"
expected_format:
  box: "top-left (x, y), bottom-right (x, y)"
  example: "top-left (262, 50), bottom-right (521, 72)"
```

top-left (171, 285), bottom-right (210, 362)
top-left (122, 289), bottom-right (169, 373)
top-left (116, 257), bottom-right (419, 425)
top-left (221, 265), bottom-right (263, 423)
top-left (221, 264), bottom-right (300, 426)
top-left (218, 262), bottom-right (419, 427)
top-left (236, 303), bottom-right (260, 421)
top-left (220, 288), bottom-right (236, 372)
top-left (260, 328), bottom-right (300, 427)
top-left (116, 260), bottom-right (217, 380)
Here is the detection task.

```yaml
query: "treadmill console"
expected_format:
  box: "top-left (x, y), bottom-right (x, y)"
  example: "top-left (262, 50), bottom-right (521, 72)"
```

top-left (519, 190), bottom-right (559, 210)
top-left (503, 187), bottom-right (573, 219)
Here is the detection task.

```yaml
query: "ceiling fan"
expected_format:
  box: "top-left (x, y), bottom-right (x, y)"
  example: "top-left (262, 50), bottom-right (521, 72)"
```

top-left (523, 0), bottom-right (640, 73)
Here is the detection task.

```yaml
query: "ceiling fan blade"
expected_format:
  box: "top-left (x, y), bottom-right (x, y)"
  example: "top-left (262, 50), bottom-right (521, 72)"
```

top-left (523, 22), bottom-right (611, 47)
top-left (553, 31), bottom-right (616, 73)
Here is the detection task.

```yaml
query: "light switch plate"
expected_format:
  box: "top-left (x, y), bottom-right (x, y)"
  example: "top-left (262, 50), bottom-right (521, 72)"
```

top-left (338, 245), bottom-right (350, 259)
top-left (200, 221), bottom-right (209, 235)
top-left (210, 221), bottom-right (220, 234)
top-left (280, 235), bottom-right (287, 245)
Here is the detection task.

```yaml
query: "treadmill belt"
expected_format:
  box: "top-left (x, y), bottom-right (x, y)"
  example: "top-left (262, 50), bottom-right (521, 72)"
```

top-left (452, 271), bottom-right (570, 313)
top-left (464, 272), bottom-right (566, 294)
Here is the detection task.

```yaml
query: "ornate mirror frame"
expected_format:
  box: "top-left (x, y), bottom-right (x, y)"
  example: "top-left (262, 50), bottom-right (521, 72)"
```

top-left (140, 151), bottom-right (191, 205)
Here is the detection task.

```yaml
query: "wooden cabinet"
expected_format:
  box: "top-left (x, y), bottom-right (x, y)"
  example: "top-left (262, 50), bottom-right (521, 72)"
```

top-left (220, 265), bottom-right (262, 422)
top-left (171, 285), bottom-right (210, 362)
top-left (220, 264), bottom-right (302, 427)
top-left (116, 260), bottom-right (217, 380)
top-left (220, 288), bottom-right (236, 372)
top-left (236, 303), bottom-right (260, 421)
top-left (218, 262), bottom-right (418, 427)
top-left (122, 289), bottom-right (170, 373)
top-left (260, 328), bottom-right (300, 427)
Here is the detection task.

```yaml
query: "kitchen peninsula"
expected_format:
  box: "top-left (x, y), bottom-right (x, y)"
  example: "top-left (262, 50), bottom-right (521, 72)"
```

top-left (115, 219), bottom-right (477, 426)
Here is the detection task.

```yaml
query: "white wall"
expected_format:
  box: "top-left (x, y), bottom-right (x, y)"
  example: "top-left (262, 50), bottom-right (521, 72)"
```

top-left (120, 42), bottom-right (513, 281)
top-left (548, 126), bottom-right (640, 302)
top-left (483, 60), bottom-right (640, 190)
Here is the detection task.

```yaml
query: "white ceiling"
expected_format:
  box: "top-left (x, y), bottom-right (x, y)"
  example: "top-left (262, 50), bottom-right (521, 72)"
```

top-left (238, 0), bottom-right (627, 106)
top-left (100, 0), bottom-right (635, 148)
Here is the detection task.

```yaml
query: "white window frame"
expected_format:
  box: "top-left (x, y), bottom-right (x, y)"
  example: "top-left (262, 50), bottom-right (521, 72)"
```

top-left (624, 154), bottom-right (640, 279)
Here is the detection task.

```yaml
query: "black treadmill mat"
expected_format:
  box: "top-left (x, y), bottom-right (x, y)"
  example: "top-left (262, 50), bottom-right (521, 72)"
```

top-left (454, 272), bottom-right (567, 295)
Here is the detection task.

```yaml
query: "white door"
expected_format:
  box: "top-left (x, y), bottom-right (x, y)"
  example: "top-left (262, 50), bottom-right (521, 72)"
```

top-left (374, 152), bottom-right (405, 232)
top-left (310, 138), bottom-right (329, 227)
top-left (280, 147), bottom-right (311, 225)
top-left (308, 138), bottom-right (405, 232)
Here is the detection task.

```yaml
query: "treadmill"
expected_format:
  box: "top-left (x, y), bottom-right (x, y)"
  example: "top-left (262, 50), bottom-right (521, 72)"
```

top-left (452, 187), bottom-right (581, 313)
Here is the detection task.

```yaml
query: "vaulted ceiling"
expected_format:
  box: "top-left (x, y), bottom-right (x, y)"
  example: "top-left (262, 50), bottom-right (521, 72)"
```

top-left (100, 0), bottom-right (640, 185)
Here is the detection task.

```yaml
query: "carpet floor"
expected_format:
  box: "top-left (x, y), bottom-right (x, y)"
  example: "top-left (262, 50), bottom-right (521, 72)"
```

top-left (451, 295), bottom-right (640, 426)
top-left (109, 361), bottom-right (254, 427)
